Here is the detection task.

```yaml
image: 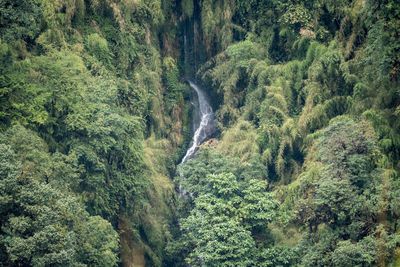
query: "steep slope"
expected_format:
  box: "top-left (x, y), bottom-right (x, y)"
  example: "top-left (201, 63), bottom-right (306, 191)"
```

top-left (171, 0), bottom-right (400, 266)
top-left (1, 0), bottom-right (400, 266)
top-left (0, 0), bottom-right (191, 266)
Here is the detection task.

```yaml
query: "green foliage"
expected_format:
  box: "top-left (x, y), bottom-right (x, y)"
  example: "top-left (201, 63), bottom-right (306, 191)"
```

top-left (0, 139), bottom-right (119, 266)
top-left (85, 33), bottom-right (112, 67)
top-left (286, 117), bottom-right (396, 266)
top-left (201, 0), bottom-right (239, 54)
top-left (0, 0), bottom-right (44, 42)
top-left (182, 215), bottom-right (256, 266)
top-left (163, 57), bottom-right (189, 111)
top-left (65, 78), bottom-right (146, 221)
top-left (0, 1), bottom-right (186, 265)
top-left (1, 0), bottom-right (400, 266)
top-left (170, 149), bottom-right (279, 266)
top-left (78, 216), bottom-right (120, 266)
top-left (279, 3), bottom-right (313, 30)
top-left (365, 0), bottom-right (400, 81)
top-left (217, 120), bottom-right (259, 163)
top-left (197, 0), bottom-right (400, 260)
top-left (331, 238), bottom-right (376, 267)
top-left (200, 39), bottom-right (266, 129)
top-left (0, 125), bottom-right (81, 191)
top-left (0, 51), bottom-right (52, 126)
top-left (196, 1), bottom-right (400, 266)
top-left (181, 0), bottom-right (194, 19)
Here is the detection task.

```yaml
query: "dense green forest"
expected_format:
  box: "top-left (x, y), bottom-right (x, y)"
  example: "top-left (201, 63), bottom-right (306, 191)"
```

top-left (1, 0), bottom-right (400, 266)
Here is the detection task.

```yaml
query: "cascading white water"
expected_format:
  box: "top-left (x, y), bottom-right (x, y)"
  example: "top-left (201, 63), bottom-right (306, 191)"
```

top-left (178, 27), bottom-right (215, 198)
top-left (181, 81), bottom-right (215, 163)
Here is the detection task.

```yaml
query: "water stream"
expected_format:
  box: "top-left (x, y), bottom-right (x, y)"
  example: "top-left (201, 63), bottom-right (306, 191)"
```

top-left (181, 81), bottom-right (215, 163)
top-left (178, 22), bottom-right (216, 200)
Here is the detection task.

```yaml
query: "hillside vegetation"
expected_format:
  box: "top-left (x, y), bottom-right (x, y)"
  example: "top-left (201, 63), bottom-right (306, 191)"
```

top-left (1, 0), bottom-right (400, 266)
top-left (0, 0), bottom-right (190, 265)
top-left (172, 0), bottom-right (400, 266)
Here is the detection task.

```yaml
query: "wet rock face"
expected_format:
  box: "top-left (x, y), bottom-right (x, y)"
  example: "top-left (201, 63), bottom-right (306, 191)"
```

top-left (203, 122), bottom-right (216, 137)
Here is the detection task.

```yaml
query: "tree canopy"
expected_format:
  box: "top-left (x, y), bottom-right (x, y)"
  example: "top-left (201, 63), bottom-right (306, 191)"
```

top-left (1, 0), bottom-right (400, 266)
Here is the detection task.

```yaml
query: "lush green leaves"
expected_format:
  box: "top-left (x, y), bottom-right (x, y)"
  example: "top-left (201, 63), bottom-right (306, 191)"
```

top-left (172, 149), bottom-right (278, 266)
top-left (0, 142), bottom-right (119, 266)
top-left (1, 0), bottom-right (400, 266)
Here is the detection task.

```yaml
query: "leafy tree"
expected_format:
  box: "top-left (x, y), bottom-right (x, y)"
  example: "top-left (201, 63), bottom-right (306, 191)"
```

top-left (85, 33), bottom-right (113, 67)
top-left (292, 117), bottom-right (384, 266)
top-left (0, 0), bottom-right (44, 42)
top-left (172, 149), bottom-right (278, 266)
top-left (2, 0), bottom-right (400, 266)
top-left (181, 0), bottom-right (194, 18)
top-left (182, 215), bottom-right (256, 266)
top-left (0, 143), bottom-right (119, 266)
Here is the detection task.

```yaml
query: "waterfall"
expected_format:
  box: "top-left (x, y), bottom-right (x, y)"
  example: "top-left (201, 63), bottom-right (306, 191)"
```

top-left (178, 19), bottom-right (216, 201)
top-left (181, 81), bottom-right (215, 163)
